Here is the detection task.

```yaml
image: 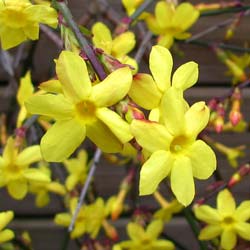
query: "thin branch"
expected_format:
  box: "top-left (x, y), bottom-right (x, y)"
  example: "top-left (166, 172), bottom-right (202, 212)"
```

top-left (68, 148), bottom-right (102, 232)
top-left (40, 24), bottom-right (63, 49)
top-left (200, 5), bottom-right (250, 16)
top-left (135, 31), bottom-right (152, 64)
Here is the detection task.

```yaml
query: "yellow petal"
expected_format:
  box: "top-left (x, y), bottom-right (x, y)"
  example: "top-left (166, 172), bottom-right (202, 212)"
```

top-left (153, 240), bottom-right (175, 250)
top-left (24, 5), bottom-right (58, 28)
top-left (17, 71), bottom-right (34, 106)
top-left (0, 229), bottom-right (14, 243)
top-left (199, 225), bottom-right (222, 240)
top-left (41, 119), bottom-right (86, 162)
top-left (23, 169), bottom-right (50, 182)
top-left (235, 201), bottom-right (250, 221)
top-left (145, 15), bottom-right (162, 35)
top-left (7, 179), bottom-right (28, 200)
top-left (235, 222), bottom-right (250, 240)
top-left (25, 94), bottom-right (74, 120)
top-left (172, 3), bottom-right (199, 31)
top-left (149, 45), bottom-right (173, 92)
top-left (56, 51), bottom-right (92, 103)
top-left (54, 213), bottom-right (71, 227)
top-left (194, 205), bottom-right (221, 224)
top-left (155, 1), bottom-right (174, 29)
top-left (91, 67), bottom-right (132, 107)
top-left (65, 175), bottom-right (79, 191)
top-left (96, 107), bottom-right (133, 144)
top-left (158, 34), bottom-right (174, 49)
top-left (140, 150), bottom-right (173, 195)
top-left (17, 107), bottom-right (28, 127)
top-left (16, 145), bottom-right (42, 166)
top-left (36, 192), bottom-right (50, 207)
top-left (184, 101), bottom-right (209, 138)
top-left (48, 182), bottom-right (66, 195)
top-left (92, 22), bottom-right (112, 54)
top-left (149, 107), bottom-right (160, 122)
top-left (221, 229), bottom-right (237, 250)
top-left (146, 220), bottom-right (163, 239)
top-left (131, 120), bottom-right (172, 153)
top-left (172, 62), bottom-right (198, 90)
top-left (129, 73), bottom-right (161, 109)
top-left (0, 211), bottom-right (14, 231)
top-left (188, 140), bottom-right (216, 179)
top-left (170, 156), bottom-right (194, 206)
top-left (24, 23), bottom-right (39, 40)
top-left (0, 27), bottom-right (26, 50)
top-left (127, 222), bottom-right (145, 240)
top-left (39, 80), bottom-right (63, 94)
top-left (161, 88), bottom-right (185, 135)
top-left (112, 32), bottom-right (136, 57)
top-left (86, 120), bottom-right (122, 153)
top-left (217, 189), bottom-right (236, 216)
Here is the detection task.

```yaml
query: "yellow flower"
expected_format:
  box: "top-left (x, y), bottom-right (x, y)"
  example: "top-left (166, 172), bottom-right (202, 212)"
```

top-left (29, 164), bottom-right (66, 207)
top-left (129, 45), bottom-right (198, 121)
top-left (25, 51), bottom-right (133, 162)
top-left (0, 211), bottom-right (14, 244)
top-left (194, 189), bottom-right (250, 250)
top-left (16, 71), bottom-right (34, 127)
top-left (113, 220), bottom-right (174, 250)
top-left (55, 197), bottom-right (108, 239)
top-left (145, 1), bottom-right (199, 48)
top-left (131, 90), bottom-right (216, 206)
top-left (92, 22), bottom-right (138, 72)
top-left (0, 137), bottom-right (50, 199)
top-left (63, 149), bottom-right (88, 191)
top-left (122, 0), bottom-right (144, 16)
top-left (0, 0), bottom-right (57, 50)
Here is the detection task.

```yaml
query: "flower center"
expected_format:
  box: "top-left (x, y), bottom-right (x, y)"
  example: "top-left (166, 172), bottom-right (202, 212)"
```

top-left (170, 135), bottom-right (190, 154)
top-left (222, 216), bottom-right (235, 225)
top-left (75, 101), bottom-right (96, 124)
top-left (2, 5), bottom-right (28, 28)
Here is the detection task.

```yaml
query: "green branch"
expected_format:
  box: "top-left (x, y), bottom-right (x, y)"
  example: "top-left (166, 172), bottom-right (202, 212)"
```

top-left (200, 5), bottom-right (250, 16)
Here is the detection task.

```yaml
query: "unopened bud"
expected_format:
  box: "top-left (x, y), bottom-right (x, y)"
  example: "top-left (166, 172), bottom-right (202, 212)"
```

top-left (102, 220), bottom-right (119, 241)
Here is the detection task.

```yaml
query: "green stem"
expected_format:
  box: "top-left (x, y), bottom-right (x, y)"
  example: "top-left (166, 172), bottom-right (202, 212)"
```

top-left (183, 208), bottom-right (208, 250)
top-left (53, 1), bottom-right (106, 80)
top-left (130, 0), bottom-right (154, 22)
top-left (61, 231), bottom-right (70, 250)
top-left (200, 5), bottom-right (250, 16)
top-left (183, 40), bottom-right (250, 53)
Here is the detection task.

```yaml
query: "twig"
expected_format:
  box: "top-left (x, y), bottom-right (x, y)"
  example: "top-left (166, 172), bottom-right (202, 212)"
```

top-left (200, 5), bottom-right (250, 16)
top-left (135, 31), bottom-right (152, 64)
top-left (53, 0), bottom-right (107, 80)
top-left (68, 148), bottom-right (102, 232)
top-left (130, 0), bottom-right (155, 22)
top-left (40, 24), bottom-right (63, 49)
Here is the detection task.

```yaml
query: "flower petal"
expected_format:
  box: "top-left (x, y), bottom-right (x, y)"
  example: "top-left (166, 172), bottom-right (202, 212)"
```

top-left (91, 67), bottom-right (132, 107)
top-left (128, 73), bottom-right (162, 110)
top-left (217, 189), bottom-right (236, 216)
top-left (0, 229), bottom-right (14, 243)
top-left (235, 222), bottom-right (250, 240)
top-left (92, 22), bottom-right (112, 53)
top-left (161, 88), bottom-right (185, 135)
top-left (170, 156), bottom-right (194, 206)
top-left (24, 5), bottom-right (58, 28)
top-left (146, 220), bottom-right (163, 239)
top-left (25, 94), bottom-right (73, 120)
top-left (41, 119), bottom-right (86, 162)
top-left (131, 120), bottom-right (172, 153)
top-left (235, 201), bottom-right (250, 221)
top-left (172, 62), bottom-right (198, 90)
top-left (86, 120), bottom-right (123, 153)
top-left (158, 34), bottom-right (174, 49)
top-left (145, 15), bottom-right (162, 35)
top-left (39, 79), bottom-right (63, 94)
top-left (96, 108), bottom-right (133, 143)
top-left (54, 213), bottom-right (71, 227)
top-left (127, 222), bottom-right (145, 240)
top-left (188, 140), bottom-right (216, 179)
top-left (172, 3), bottom-right (199, 31)
top-left (184, 101), bottom-right (209, 138)
top-left (16, 145), bottom-right (42, 166)
top-left (140, 150), bottom-right (173, 195)
top-left (56, 51), bottom-right (92, 103)
top-left (199, 225), bottom-right (222, 240)
top-left (194, 205), bottom-right (221, 224)
top-left (220, 229), bottom-right (237, 250)
top-left (112, 32), bottom-right (136, 57)
top-left (3, 137), bottom-right (17, 164)
top-left (0, 27), bottom-right (26, 50)
top-left (24, 23), bottom-right (39, 40)
top-left (0, 211), bottom-right (14, 231)
top-left (7, 179), bottom-right (28, 200)
top-left (155, 1), bottom-right (174, 29)
top-left (149, 45), bottom-right (173, 92)
top-left (23, 169), bottom-right (50, 182)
